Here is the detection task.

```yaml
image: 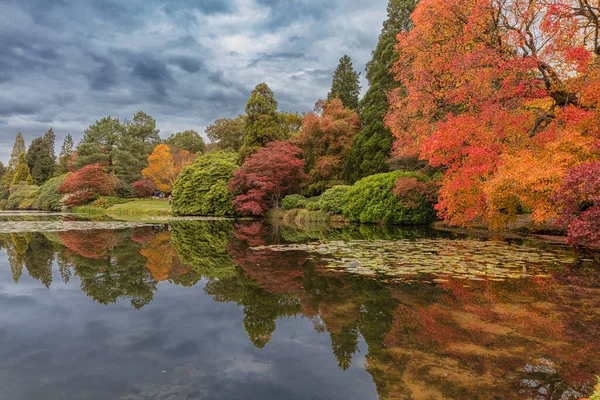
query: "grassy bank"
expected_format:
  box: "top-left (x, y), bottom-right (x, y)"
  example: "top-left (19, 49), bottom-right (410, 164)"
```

top-left (106, 199), bottom-right (172, 216)
top-left (73, 199), bottom-right (172, 219)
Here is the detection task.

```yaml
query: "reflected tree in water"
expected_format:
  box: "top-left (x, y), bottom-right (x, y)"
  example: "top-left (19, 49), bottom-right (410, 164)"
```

top-left (58, 230), bottom-right (158, 309)
top-left (171, 220), bottom-right (238, 281)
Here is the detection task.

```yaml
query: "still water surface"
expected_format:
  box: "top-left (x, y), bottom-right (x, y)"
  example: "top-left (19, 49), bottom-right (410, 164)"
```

top-left (0, 216), bottom-right (598, 399)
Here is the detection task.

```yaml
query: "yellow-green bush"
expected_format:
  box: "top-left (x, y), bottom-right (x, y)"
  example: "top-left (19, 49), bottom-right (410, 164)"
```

top-left (7, 183), bottom-right (39, 210)
top-left (172, 151), bottom-right (239, 216)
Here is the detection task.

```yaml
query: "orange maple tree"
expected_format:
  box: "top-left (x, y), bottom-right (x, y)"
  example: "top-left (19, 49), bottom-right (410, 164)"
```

top-left (142, 144), bottom-right (196, 193)
top-left (295, 98), bottom-right (361, 193)
top-left (386, 0), bottom-right (600, 234)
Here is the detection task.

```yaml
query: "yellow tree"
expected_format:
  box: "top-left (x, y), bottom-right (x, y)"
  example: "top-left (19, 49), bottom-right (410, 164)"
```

top-left (142, 144), bottom-right (196, 193)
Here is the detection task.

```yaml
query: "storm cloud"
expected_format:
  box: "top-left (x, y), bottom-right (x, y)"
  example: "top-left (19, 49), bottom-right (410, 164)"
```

top-left (0, 0), bottom-right (388, 162)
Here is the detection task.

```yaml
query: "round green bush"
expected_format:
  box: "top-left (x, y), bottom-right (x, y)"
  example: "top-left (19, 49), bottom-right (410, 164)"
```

top-left (172, 151), bottom-right (239, 216)
top-left (281, 194), bottom-right (307, 210)
top-left (319, 185), bottom-right (351, 214)
top-left (342, 171), bottom-right (436, 225)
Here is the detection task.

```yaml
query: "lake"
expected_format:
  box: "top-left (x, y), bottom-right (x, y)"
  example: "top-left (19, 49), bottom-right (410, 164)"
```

top-left (0, 213), bottom-right (598, 399)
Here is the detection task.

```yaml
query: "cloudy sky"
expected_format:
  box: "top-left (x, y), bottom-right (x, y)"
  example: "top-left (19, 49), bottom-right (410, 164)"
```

top-left (0, 0), bottom-right (389, 163)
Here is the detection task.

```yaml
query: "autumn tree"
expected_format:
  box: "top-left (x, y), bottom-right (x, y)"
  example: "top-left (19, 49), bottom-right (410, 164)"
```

top-left (553, 162), bottom-right (600, 248)
top-left (228, 141), bottom-right (308, 216)
top-left (11, 153), bottom-right (33, 186)
top-left (132, 180), bottom-right (156, 198)
top-left (165, 130), bottom-right (206, 154)
top-left (345, 0), bottom-right (416, 182)
top-left (206, 115), bottom-right (246, 152)
top-left (57, 134), bottom-right (75, 175)
top-left (385, 0), bottom-right (600, 233)
top-left (141, 144), bottom-right (196, 193)
top-left (240, 83), bottom-right (283, 158)
top-left (295, 98), bottom-right (361, 194)
top-left (58, 165), bottom-right (116, 206)
top-left (27, 128), bottom-right (57, 185)
top-left (327, 55), bottom-right (361, 111)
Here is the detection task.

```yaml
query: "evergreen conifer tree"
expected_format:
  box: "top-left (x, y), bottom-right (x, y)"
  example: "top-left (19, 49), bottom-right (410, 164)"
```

top-left (344, 0), bottom-right (416, 182)
top-left (327, 55), bottom-right (361, 111)
top-left (27, 128), bottom-right (57, 185)
top-left (57, 134), bottom-right (75, 175)
top-left (240, 83), bottom-right (282, 158)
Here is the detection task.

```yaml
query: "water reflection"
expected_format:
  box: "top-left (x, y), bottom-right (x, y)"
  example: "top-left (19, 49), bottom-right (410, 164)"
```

top-left (0, 220), bottom-right (599, 399)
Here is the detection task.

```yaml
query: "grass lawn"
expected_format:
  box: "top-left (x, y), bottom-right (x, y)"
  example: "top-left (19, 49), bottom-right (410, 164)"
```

top-left (106, 199), bottom-right (172, 216)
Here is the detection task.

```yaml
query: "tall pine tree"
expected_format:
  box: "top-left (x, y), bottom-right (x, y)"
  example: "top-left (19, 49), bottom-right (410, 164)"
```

top-left (57, 134), bottom-right (75, 175)
top-left (240, 83), bottom-right (283, 159)
top-left (344, 0), bottom-right (416, 182)
top-left (117, 111), bottom-right (161, 184)
top-left (27, 128), bottom-right (57, 185)
top-left (76, 116), bottom-right (124, 171)
top-left (327, 55), bottom-right (361, 111)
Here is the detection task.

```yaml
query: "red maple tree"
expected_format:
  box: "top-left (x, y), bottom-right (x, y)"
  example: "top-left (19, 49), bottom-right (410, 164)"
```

top-left (132, 180), bottom-right (156, 198)
top-left (58, 165), bottom-right (117, 206)
top-left (228, 141), bottom-right (308, 216)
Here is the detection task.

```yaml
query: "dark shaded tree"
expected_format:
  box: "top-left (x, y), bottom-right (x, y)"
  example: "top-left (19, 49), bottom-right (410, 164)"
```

top-left (57, 134), bottom-right (75, 174)
top-left (344, 0), bottom-right (416, 182)
top-left (76, 116), bottom-right (124, 171)
top-left (327, 55), bottom-right (361, 111)
top-left (27, 128), bottom-right (57, 185)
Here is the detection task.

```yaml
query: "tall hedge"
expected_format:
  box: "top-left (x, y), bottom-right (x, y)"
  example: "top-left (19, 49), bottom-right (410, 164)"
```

top-left (172, 151), bottom-right (239, 216)
top-left (343, 171), bottom-right (436, 225)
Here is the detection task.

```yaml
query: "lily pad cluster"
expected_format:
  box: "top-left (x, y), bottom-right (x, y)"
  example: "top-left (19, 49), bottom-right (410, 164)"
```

top-left (251, 239), bottom-right (576, 282)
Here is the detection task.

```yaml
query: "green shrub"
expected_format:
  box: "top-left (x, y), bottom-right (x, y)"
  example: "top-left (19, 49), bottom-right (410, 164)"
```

top-left (35, 174), bottom-right (68, 211)
top-left (305, 196), bottom-right (322, 211)
top-left (319, 185), bottom-right (351, 214)
top-left (115, 182), bottom-right (134, 198)
top-left (91, 196), bottom-right (133, 209)
top-left (7, 183), bottom-right (39, 210)
top-left (342, 171), bottom-right (436, 225)
top-left (281, 194), bottom-right (307, 210)
top-left (0, 199), bottom-right (7, 210)
top-left (172, 151), bottom-right (239, 216)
